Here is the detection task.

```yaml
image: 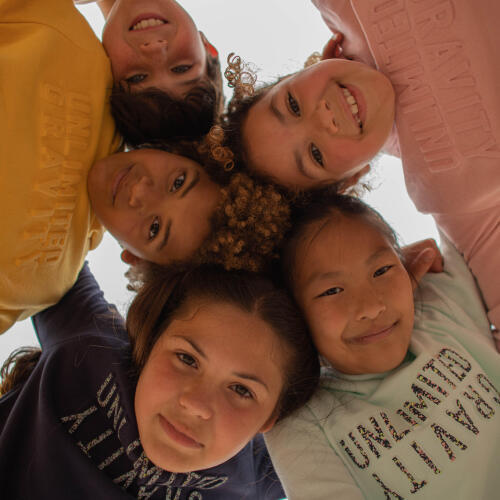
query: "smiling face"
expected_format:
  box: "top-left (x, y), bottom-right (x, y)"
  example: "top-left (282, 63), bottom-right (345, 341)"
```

top-left (102, 0), bottom-right (210, 97)
top-left (292, 213), bottom-right (414, 375)
top-left (242, 59), bottom-right (395, 188)
top-left (134, 300), bottom-right (285, 472)
top-left (87, 149), bottom-right (221, 265)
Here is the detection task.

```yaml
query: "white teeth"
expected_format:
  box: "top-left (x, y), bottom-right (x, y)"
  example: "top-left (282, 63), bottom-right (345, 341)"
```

top-left (131, 18), bottom-right (166, 30)
top-left (341, 86), bottom-right (361, 128)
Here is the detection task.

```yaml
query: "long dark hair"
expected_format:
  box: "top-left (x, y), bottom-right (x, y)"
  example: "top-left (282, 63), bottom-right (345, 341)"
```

top-left (127, 264), bottom-right (320, 421)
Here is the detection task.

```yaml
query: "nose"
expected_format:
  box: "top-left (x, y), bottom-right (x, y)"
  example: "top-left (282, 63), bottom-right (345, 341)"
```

top-left (178, 386), bottom-right (213, 420)
top-left (315, 99), bottom-right (339, 134)
top-left (139, 39), bottom-right (168, 58)
top-left (356, 287), bottom-right (386, 321)
top-left (128, 175), bottom-right (155, 211)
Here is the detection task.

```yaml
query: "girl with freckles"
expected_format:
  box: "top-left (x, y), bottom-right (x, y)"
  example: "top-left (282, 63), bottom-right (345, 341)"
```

top-left (0, 263), bottom-right (319, 499)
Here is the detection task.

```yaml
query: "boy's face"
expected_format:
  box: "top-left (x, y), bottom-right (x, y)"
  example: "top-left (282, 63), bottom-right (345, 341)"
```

top-left (292, 214), bottom-right (414, 375)
top-left (87, 149), bottom-right (221, 265)
top-left (243, 59), bottom-right (395, 189)
top-left (102, 0), bottom-right (209, 97)
top-left (135, 300), bottom-right (284, 472)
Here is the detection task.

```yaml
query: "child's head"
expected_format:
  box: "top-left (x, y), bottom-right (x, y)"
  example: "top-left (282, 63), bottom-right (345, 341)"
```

top-left (127, 264), bottom-right (320, 472)
top-left (283, 190), bottom-right (415, 375)
top-left (87, 144), bottom-right (290, 271)
top-left (222, 57), bottom-right (395, 189)
top-left (102, 0), bottom-right (222, 145)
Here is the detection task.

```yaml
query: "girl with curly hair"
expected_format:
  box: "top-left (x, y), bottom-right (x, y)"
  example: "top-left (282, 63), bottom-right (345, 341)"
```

top-left (220, 5), bottom-right (499, 340)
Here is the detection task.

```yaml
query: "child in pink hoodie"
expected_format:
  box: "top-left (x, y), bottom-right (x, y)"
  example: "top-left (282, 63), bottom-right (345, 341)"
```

top-left (221, 1), bottom-right (499, 338)
top-left (312, 0), bottom-right (499, 339)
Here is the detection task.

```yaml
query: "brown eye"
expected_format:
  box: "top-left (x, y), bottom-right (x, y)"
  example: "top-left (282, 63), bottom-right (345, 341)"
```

top-left (126, 74), bottom-right (147, 84)
top-left (171, 174), bottom-right (185, 192)
top-left (148, 217), bottom-right (160, 240)
top-left (287, 92), bottom-right (301, 116)
top-left (374, 265), bottom-right (393, 277)
top-left (171, 65), bottom-right (192, 74)
top-left (231, 384), bottom-right (253, 399)
top-left (311, 144), bottom-right (324, 166)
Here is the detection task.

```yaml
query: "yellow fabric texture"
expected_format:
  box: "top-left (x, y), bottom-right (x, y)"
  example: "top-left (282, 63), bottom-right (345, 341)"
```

top-left (0, 0), bottom-right (121, 333)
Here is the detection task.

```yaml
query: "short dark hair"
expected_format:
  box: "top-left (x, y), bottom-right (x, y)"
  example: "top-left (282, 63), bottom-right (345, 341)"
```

top-left (127, 264), bottom-right (320, 421)
top-left (111, 55), bottom-right (223, 147)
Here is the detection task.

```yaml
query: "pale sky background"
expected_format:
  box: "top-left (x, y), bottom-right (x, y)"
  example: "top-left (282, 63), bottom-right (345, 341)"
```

top-left (0, 0), bottom-right (438, 367)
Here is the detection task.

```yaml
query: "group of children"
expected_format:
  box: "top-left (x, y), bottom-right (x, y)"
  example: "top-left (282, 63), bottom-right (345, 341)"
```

top-left (1, 0), bottom-right (498, 498)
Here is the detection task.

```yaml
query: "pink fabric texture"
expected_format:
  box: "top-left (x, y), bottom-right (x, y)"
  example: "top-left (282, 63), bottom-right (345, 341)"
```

top-left (313, 0), bottom-right (500, 332)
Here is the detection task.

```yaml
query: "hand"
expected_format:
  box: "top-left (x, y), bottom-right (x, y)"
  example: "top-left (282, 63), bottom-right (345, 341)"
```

top-left (402, 239), bottom-right (443, 290)
top-left (321, 33), bottom-right (347, 60)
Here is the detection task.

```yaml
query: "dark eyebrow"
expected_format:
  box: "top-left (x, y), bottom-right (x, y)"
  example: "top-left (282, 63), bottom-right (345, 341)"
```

top-left (175, 336), bottom-right (207, 359)
top-left (173, 335), bottom-right (269, 391)
top-left (180, 170), bottom-right (200, 198)
top-left (158, 219), bottom-right (171, 252)
top-left (270, 95), bottom-right (285, 124)
top-left (294, 150), bottom-right (315, 180)
top-left (233, 372), bottom-right (269, 392)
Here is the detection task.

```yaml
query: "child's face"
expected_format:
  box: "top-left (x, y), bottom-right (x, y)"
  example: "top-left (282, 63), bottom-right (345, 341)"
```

top-left (292, 214), bottom-right (414, 375)
top-left (243, 59), bottom-right (395, 188)
top-left (134, 300), bottom-right (285, 472)
top-left (87, 149), bottom-right (221, 265)
top-left (102, 0), bottom-right (209, 97)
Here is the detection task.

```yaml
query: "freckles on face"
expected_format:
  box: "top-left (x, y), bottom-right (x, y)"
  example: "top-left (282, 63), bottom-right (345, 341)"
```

top-left (134, 300), bottom-right (286, 472)
top-left (292, 215), bottom-right (414, 375)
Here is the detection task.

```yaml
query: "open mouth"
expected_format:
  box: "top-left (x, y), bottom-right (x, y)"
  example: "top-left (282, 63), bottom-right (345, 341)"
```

top-left (340, 84), bottom-right (362, 130)
top-left (130, 17), bottom-right (167, 31)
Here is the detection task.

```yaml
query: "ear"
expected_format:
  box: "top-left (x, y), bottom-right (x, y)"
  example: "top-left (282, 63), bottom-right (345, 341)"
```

top-left (259, 414), bottom-right (279, 434)
top-left (199, 31), bottom-right (219, 59)
top-left (337, 164), bottom-right (370, 193)
top-left (120, 249), bottom-right (142, 266)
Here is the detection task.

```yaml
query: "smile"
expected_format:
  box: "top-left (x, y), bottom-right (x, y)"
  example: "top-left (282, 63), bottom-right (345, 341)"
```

top-left (130, 17), bottom-right (167, 31)
top-left (340, 85), bottom-right (362, 129)
top-left (349, 321), bottom-right (398, 345)
top-left (159, 415), bottom-right (203, 449)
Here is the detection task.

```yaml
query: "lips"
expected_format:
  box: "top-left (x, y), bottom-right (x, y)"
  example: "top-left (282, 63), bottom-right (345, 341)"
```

top-left (112, 165), bottom-right (133, 206)
top-left (339, 84), bottom-right (364, 130)
top-left (159, 415), bottom-right (203, 449)
top-left (129, 15), bottom-right (167, 31)
top-left (348, 321), bottom-right (398, 345)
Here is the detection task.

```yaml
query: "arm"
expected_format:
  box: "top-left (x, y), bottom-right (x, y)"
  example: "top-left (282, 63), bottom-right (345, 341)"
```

top-left (265, 407), bottom-right (363, 500)
top-left (313, 0), bottom-right (500, 332)
top-left (400, 238), bottom-right (443, 289)
top-left (32, 262), bottom-right (124, 350)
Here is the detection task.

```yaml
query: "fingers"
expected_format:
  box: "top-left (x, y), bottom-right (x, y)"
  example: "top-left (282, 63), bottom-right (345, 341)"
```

top-left (408, 248), bottom-right (438, 291)
top-left (321, 33), bottom-right (345, 60)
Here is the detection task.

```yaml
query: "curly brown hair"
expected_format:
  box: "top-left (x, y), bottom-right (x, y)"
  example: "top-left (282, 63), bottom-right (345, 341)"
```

top-left (124, 134), bottom-right (292, 290)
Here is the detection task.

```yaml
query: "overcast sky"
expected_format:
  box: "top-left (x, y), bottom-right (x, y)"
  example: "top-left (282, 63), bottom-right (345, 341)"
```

top-left (0, 1), bottom-right (438, 366)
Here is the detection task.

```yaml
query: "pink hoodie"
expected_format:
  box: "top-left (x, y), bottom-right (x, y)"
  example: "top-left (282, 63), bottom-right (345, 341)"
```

top-left (313, 0), bottom-right (500, 330)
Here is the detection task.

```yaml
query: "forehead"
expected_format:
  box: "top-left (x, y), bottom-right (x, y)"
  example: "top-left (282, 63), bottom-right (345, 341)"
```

top-left (165, 299), bottom-right (287, 370)
top-left (293, 214), bottom-right (395, 283)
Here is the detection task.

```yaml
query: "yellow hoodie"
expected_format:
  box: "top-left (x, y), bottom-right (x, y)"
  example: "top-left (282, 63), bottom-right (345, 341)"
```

top-left (0, 0), bottom-right (121, 333)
